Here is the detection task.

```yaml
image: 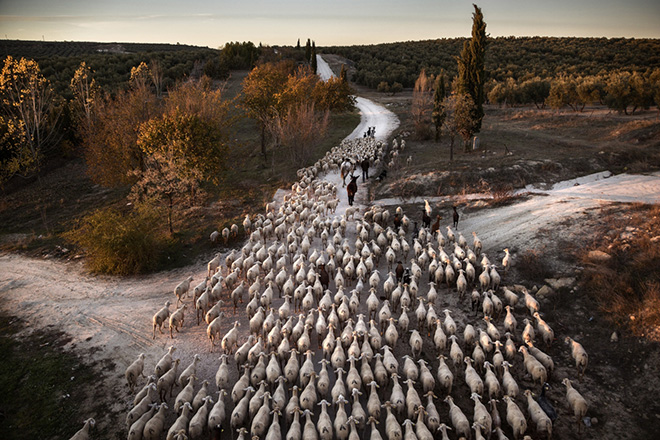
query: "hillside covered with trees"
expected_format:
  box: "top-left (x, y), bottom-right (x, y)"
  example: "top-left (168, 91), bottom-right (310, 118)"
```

top-left (324, 36), bottom-right (660, 88)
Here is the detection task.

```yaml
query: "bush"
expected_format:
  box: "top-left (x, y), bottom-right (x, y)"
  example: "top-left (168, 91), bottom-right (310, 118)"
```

top-left (517, 248), bottom-right (554, 282)
top-left (65, 203), bottom-right (170, 275)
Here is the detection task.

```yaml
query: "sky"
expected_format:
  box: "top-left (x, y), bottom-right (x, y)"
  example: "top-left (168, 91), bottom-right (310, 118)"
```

top-left (0, 0), bottom-right (659, 48)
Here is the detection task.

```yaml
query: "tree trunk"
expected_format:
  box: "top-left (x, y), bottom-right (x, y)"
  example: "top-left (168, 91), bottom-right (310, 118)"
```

top-left (260, 123), bottom-right (267, 161)
top-left (167, 194), bottom-right (173, 235)
top-left (450, 136), bottom-right (455, 161)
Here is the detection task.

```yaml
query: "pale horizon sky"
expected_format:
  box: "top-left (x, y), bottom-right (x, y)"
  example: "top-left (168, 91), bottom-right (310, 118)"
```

top-left (0, 1), bottom-right (659, 48)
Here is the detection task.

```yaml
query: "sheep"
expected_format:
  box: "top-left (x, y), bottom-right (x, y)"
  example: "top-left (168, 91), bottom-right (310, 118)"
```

top-left (143, 403), bottom-right (168, 440)
top-left (533, 312), bottom-right (555, 346)
top-left (189, 395), bottom-right (214, 439)
top-left (484, 361), bottom-right (502, 400)
top-left (220, 321), bottom-right (241, 354)
top-left (128, 404), bottom-right (156, 440)
top-left (565, 336), bottom-right (588, 380)
top-left (504, 305), bottom-right (517, 335)
top-left (174, 276), bottom-right (194, 307)
top-left (471, 393), bottom-right (493, 440)
top-left (134, 375), bottom-right (158, 406)
top-left (207, 390), bottom-right (228, 431)
top-left (502, 361), bottom-right (519, 398)
top-left (464, 357), bottom-right (484, 396)
top-left (192, 379), bottom-right (210, 412)
top-left (521, 318), bottom-right (535, 344)
top-left (127, 383), bottom-right (157, 429)
top-left (206, 313), bottom-right (225, 351)
top-left (207, 254), bottom-right (221, 277)
top-left (444, 395), bottom-right (471, 440)
top-left (157, 359), bottom-right (180, 401)
top-left (503, 395), bottom-right (527, 440)
top-left (169, 304), bottom-right (187, 339)
top-left (523, 289), bottom-right (540, 316)
top-left (409, 329), bottom-right (423, 359)
top-left (519, 346), bottom-right (547, 386)
top-left (382, 401), bottom-right (403, 440)
top-left (503, 287), bottom-right (519, 307)
top-left (154, 346), bottom-right (176, 378)
top-left (126, 353), bottom-right (146, 393)
top-left (523, 389), bottom-right (553, 440)
top-left (166, 402), bottom-right (193, 440)
top-left (562, 378), bottom-right (589, 433)
top-left (69, 418), bottom-right (95, 440)
top-left (178, 354), bottom-right (200, 387)
top-left (152, 301), bottom-right (172, 339)
top-left (174, 374), bottom-right (197, 414)
top-left (525, 341), bottom-right (554, 376)
top-left (502, 248), bottom-right (511, 273)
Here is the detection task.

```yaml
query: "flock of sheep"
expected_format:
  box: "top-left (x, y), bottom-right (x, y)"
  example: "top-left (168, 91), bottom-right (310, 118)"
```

top-left (71, 136), bottom-right (591, 440)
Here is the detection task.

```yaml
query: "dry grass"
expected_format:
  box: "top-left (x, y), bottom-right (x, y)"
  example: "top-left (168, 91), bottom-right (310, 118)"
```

top-left (517, 247), bottom-right (554, 282)
top-left (579, 204), bottom-right (660, 340)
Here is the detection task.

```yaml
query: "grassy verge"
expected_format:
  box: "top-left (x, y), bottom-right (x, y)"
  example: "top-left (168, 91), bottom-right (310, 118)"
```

top-left (0, 315), bottom-right (99, 440)
top-left (578, 204), bottom-right (660, 340)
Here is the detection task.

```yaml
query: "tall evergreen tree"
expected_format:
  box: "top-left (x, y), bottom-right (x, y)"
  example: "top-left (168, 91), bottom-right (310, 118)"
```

top-left (305, 39), bottom-right (311, 62)
top-left (432, 70), bottom-right (446, 142)
top-left (456, 4), bottom-right (487, 132)
top-left (296, 39), bottom-right (301, 49)
top-left (311, 42), bottom-right (317, 74)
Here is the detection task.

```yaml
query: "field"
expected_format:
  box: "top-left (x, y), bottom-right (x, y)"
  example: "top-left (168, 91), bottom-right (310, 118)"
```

top-left (1, 54), bottom-right (660, 440)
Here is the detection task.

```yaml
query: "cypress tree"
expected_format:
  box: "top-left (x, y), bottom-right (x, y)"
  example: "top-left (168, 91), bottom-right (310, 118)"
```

top-left (456, 4), bottom-right (487, 132)
top-left (305, 39), bottom-right (311, 62)
top-left (432, 70), bottom-right (446, 142)
top-left (296, 38), bottom-right (301, 49)
top-left (311, 42), bottom-right (318, 74)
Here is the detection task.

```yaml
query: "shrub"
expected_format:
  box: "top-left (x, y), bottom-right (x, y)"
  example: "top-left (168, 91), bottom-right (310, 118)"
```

top-left (65, 203), bottom-right (170, 275)
top-left (517, 248), bottom-right (554, 282)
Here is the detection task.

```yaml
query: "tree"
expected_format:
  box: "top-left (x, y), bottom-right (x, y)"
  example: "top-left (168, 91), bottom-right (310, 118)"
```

top-left (0, 56), bottom-right (61, 184)
top-left (547, 75), bottom-right (580, 111)
top-left (390, 82), bottom-right (403, 94)
top-left (432, 70), bottom-right (446, 141)
top-left (442, 92), bottom-right (477, 160)
top-left (313, 76), bottom-right (356, 112)
top-left (340, 64), bottom-right (348, 83)
top-left (150, 60), bottom-right (164, 98)
top-left (241, 61), bottom-right (294, 160)
top-left (456, 4), bottom-right (487, 131)
top-left (604, 71), bottom-right (633, 114)
top-left (377, 81), bottom-right (390, 94)
top-left (271, 103), bottom-right (329, 167)
top-left (296, 39), bottom-right (301, 50)
top-left (129, 150), bottom-right (201, 235)
top-left (411, 69), bottom-right (434, 140)
top-left (305, 39), bottom-right (312, 62)
top-left (311, 41), bottom-right (318, 74)
top-left (83, 83), bottom-right (159, 186)
top-left (70, 62), bottom-right (100, 137)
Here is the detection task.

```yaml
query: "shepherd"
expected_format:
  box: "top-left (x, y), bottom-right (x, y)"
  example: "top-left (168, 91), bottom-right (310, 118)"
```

top-left (347, 174), bottom-right (359, 206)
top-left (340, 158), bottom-right (352, 187)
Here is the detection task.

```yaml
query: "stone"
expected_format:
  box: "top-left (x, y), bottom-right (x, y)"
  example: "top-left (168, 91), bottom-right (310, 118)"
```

top-left (587, 250), bottom-right (611, 263)
top-left (544, 277), bottom-right (576, 290)
top-left (536, 285), bottom-right (555, 299)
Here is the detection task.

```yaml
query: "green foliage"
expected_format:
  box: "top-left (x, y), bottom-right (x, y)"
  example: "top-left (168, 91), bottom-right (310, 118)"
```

top-left (65, 203), bottom-right (169, 275)
top-left (456, 4), bottom-right (487, 132)
top-left (377, 81), bottom-right (390, 93)
top-left (311, 42), bottom-right (318, 74)
top-left (1, 40), bottom-right (219, 98)
top-left (390, 82), bottom-right (403, 94)
top-left (326, 37), bottom-right (660, 90)
top-left (411, 69), bottom-right (434, 140)
top-left (219, 41), bottom-right (261, 70)
top-left (432, 71), bottom-right (447, 141)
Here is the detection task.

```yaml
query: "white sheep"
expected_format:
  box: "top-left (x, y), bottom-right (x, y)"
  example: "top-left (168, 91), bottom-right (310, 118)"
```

top-left (152, 301), bottom-right (172, 339)
top-left (125, 352), bottom-right (146, 392)
top-left (503, 395), bottom-right (527, 440)
top-left (69, 418), bottom-right (95, 440)
top-left (174, 276), bottom-right (194, 307)
top-left (143, 403), bottom-right (168, 440)
top-left (562, 378), bottom-right (589, 433)
top-left (565, 336), bottom-right (588, 380)
top-left (178, 354), bottom-right (200, 387)
top-left (169, 304), bottom-right (187, 339)
top-left (154, 346), bottom-right (176, 377)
